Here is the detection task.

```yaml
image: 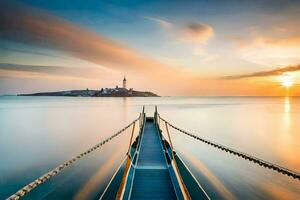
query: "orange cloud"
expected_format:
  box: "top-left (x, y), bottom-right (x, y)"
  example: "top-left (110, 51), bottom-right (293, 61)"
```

top-left (0, 63), bottom-right (108, 80)
top-left (221, 64), bottom-right (300, 79)
top-left (0, 2), bottom-right (179, 78)
top-left (263, 35), bottom-right (300, 47)
top-left (230, 26), bottom-right (300, 50)
top-left (229, 30), bottom-right (300, 67)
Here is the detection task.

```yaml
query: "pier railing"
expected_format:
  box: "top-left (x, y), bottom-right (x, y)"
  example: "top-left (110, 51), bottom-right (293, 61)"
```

top-left (158, 114), bottom-right (300, 181)
top-left (7, 114), bottom-right (143, 200)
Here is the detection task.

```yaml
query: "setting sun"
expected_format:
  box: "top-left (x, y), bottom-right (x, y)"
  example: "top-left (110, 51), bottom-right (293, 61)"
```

top-left (280, 74), bottom-right (294, 88)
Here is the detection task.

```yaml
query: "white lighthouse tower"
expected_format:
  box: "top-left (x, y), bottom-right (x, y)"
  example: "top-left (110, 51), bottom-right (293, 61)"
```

top-left (123, 76), bottom-right (127, 89)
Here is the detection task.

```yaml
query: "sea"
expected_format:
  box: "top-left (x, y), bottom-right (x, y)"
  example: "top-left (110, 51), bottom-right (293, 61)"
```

top-left (0, 96), bottom-right (299, 199)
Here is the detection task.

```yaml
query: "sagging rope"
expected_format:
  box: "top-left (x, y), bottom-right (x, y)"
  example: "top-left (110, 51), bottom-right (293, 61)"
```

top-left (7, 117), bottom-right (140, 200)
top-left (159, 115), bottom-right (300, 181)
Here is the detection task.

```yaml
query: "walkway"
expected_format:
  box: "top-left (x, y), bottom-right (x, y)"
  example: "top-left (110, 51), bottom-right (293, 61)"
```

top-left (130, 120), bottom-right (177, 199)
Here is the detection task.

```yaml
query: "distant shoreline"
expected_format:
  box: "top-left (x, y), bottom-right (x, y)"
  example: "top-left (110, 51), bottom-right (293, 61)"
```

top-left (18, 89), bottom-right (159, 97)
top-left (3, 95), bottom-right (298, 98)
top-left (1, 94), bottom-right (299, 98)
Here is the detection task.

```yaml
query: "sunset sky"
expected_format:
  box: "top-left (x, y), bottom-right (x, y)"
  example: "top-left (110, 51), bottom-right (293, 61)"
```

top-left (1, 0), bottom-right (300, 95)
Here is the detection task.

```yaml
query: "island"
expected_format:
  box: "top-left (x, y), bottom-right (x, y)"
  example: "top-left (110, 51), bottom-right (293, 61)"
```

top-left (19, 77), bottom-right (159, 97)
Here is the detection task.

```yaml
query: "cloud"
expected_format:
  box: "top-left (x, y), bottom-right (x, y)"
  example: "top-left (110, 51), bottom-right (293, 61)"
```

top-left (180, 23), bottom-right (214, 44)
top-left (263, 35), bottom-right (300, 47)
top-left (144, 16), bottom-right (172, 29)
top-left (233, 34), bottom-right (300, 49)
top-left (221, 64), bottom-right (300, 79)
top-left (0, 46), bottom-right (65, 58)
top-left (0, 1), bottom-right (177, 79)
top-left (145, 17), bottom-right (214, 44)
top-left (0, 63), bottom-right (107, 80)
top-left (229, 28), bottom-right (300, 67)
top-left (145, 16), bottom-right (215, 62)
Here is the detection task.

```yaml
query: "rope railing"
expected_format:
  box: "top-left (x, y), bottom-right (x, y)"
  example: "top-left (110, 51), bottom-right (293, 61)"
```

top-left (7, 116), bottom-right (141, 200)
top-left (159, 115), bottom-right (300, 181)
top-left (164, 121), bottom-right (192, 200)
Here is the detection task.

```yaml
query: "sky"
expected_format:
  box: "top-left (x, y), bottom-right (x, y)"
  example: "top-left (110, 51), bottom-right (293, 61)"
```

top-left (1, 0), bottom-right (300, 96)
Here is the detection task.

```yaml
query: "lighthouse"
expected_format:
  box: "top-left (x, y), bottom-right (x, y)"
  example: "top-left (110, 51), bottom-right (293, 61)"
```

top-left (123, 76), bottom-right (127, 89)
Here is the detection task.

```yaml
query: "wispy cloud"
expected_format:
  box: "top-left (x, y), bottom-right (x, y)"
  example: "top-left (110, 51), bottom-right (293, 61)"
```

top-left (146, 16), bottom-right (214, 44)
top-left (0, 46), bottom-right (65, 58)
top-left (231, 33), bottom-right (300, 49)
top-left (229, 26), bottom-right (300, 67)
top-left (263, 35), bottom-right (300, 47)
top-left (144, 16), bottom-right (172, 29)
top-left (0, 1), bottom-right (176, 79)
top-left (145, 16), bottom-right (215, 62)
top-left (0, 63), bottom-right (107, 80)
top-left (221, 64), bottom-right (300, 79)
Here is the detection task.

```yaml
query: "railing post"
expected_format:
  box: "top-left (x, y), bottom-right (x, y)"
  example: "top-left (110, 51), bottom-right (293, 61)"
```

top-left (142, 105), bottom-right (145, 125)
top-left (154, 105), bottom-right (158, 124)
top-left (165, 122), bottom-right (174, 151)
top-left (127, 122), bottom-right (136, 156)
top-left (165, 121), bottom-right (191, 200)
top-left (139, 113), bottom-right (142, 129)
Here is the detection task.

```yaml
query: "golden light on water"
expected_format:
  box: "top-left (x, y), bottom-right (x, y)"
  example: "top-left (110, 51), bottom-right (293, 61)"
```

top-left (284, 97), bottom-right (290, 113)
top-left (284, 96), bottom-right (291, 130)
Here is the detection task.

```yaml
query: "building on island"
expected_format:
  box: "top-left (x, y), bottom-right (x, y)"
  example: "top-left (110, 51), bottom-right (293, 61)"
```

top-left (123, 76), bottom-right (127, 89)
top-left (20, 75), bottom-right (158, 97)
top-left (99, 77), bottom-right (129, 95)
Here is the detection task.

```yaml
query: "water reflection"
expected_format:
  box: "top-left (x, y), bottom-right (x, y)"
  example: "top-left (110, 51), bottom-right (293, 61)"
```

top-left (74, 151), bottom-right (124, 200)
top-left (284, 97), bottom-right (290, 113)
top-left (122, 97), bottom-right (129, 121)
top-left (180, 150), bottom-right (237, 200)
top-left (1, 96), bottom-right (299, 199)
top-left (284, 96), bottom-right (291, 131)
top-left (262, 180), bottom-right (300, 200)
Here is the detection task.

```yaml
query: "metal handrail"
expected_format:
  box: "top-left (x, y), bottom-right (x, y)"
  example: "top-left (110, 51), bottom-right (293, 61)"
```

top-left (115, 110), bottom-right (146, 199)
top-left (163, 118), bottom-right (192, 200)
top-left (159, 115), bottom-right (300, 181)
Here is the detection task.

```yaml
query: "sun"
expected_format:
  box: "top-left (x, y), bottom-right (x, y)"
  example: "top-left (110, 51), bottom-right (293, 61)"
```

top-left (280, 74), bottom-right (294, 88)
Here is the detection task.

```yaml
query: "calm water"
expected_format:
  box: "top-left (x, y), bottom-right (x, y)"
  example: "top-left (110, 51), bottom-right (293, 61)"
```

top-left (0, 96), bottom-right (299, 199)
